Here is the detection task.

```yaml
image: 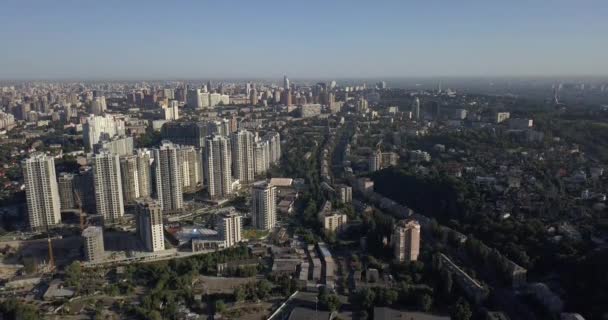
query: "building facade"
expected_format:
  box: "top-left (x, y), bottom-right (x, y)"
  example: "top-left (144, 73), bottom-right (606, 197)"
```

top-left (251, 181), bottom-right (277, 230)
top-left (82, 226), bottom-right (105, 262)
top-left (153, 141), bottom-right (184, 212)
top-left (136, 199), bottom-right (165, 252)
top-left (93, 150), bottom-right (124, 223)
top-left (204, 135), bottom-right (232, 199)
top-left (58, 173), bottom-right (76, 210)
top-left (216, 209), bottom-right (243, 248)
top-left (393, 220), bottom-right (421, 262)
top-left (22, 153), bottom-right (62, 230)
top-left (231, 130), bottom-right (255, 184)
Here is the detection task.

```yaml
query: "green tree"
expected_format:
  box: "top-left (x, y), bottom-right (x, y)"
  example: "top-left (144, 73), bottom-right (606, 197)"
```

top-left (0, 299), bottom-right (40, 320)
top-left (148, 310), bottom-right (162, 320)
top-left (256, 280), bottom-right (272, 299)
top-left (354, 287), bottom-right (376, 310)
top-left (318, 287), bottom-right (342, 312)
top-left (417, 293), bottom-right (433, 311)
top-left (215, 300), bottom-right (227, 314)
top-left (234, 286), bottom-right (246, 302)
top-left (64, 261), bottom-right (82, 289)
top-left (450, 298), bottom-right (472, 320)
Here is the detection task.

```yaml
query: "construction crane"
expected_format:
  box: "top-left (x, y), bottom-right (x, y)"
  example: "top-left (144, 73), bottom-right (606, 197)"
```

top-left (74, 191), bottom-right (86, 231)
top-left (47, 233), bottom-right (54, 270)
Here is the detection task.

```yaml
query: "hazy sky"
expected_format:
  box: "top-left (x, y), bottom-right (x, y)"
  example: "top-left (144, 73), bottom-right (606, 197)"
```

top-left (1, 0), bottom-right (607, 79)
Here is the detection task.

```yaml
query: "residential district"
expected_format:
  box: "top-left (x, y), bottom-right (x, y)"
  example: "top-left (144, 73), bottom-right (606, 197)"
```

top-left (0, 77), bottom-right (606, 320)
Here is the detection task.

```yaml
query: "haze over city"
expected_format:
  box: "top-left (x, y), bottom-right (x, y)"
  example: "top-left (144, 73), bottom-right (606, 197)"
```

top-left (1, 1), bottom-right (608, 320)
top-left (1, 0), bottom-right (607, 79)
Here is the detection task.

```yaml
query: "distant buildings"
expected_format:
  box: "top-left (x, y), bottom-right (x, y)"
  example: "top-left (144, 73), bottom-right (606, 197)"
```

top-left (136, 199), bottom-right (165, 252)
top-left (82, 226), bottom-right (105, 262)
top-left (163, 100), bottom-right (179, 120)
top-left (160, 122), bottom-right (207, 148)
top-left (495, 112), bottom-right (511, 123)
top-left (204, 135), bottom-right (232, 199)
top-left (90, 96), bottom-right (107, 115)
top-left (0, 111), bottom-right (15, 130)
top-left (299, 104), bottom-right (322, 118)
top-left (93, 150), bottom-right (124, 223)
top-left (264, 131), bottom-right (281, 165)
top-left (393, 220), bottom-right (420, 262)
top-left (93, 135), bottom-right (133, 156)
top-left (369, 149), bottom-right (382, 172)
top-left (412, 97), bottom-right (421, 120)
top-left (437, 253), bottom-right (489, 304)
top-left (251, 181), bottom-right (277, 230)
top-left (153, 141), bottom-right (184, 212)
top-left (83, 115), bottom-right (126, 151)
top-left (22, 153), bottom-right (61, 230)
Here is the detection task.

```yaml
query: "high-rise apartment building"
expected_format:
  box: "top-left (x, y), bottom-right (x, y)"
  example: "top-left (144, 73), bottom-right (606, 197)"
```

top-left (216, 209), bottom-right (243, 248)
top-left (22, 153), bottom-right (61, 230)
top-left (135, 149), bottom-right (152, 199)
top-left (207, 119), bottom-right (231, 136)
top-left (90, 96), bottom-right (107, 115)
top-left (93, 150), bottom-right (124, 223)
top-left (231, 130), bottom-right (255, 184)
top-left (58, 173), bottom-right (76, 210)
top-left (264, 131), bottom-right (281, 165)
top-left (412, 97), bottom-right (421, 121)
top-left (74, 167), bottom-right (96, 214)
top-left (82, 226), bottom-right (105, 262)
top-left (160, 122), bottom-right (207, 148)
top-left (187, 88), bottom-right (203, 109)
top-left (120, 155), bottom-right (140, 204)
top-left (204, 135), bottom-right (232, 199)
top-left (254, 140), bottom-right (270, 176)
top-left (163, 100), bottom-right (179, 120)
top-left (393, 220), bottom-right (421, 262)
top-left (369, 149), bottom-right (382, 172)
top-left (153, 141), bottom-right (184, 212)
top-left (177, 145), bottom-right (202, 193)
top-left (136, 199), bottom-right (165, 252)
top-left (251, 181), bottom-right (276, 230)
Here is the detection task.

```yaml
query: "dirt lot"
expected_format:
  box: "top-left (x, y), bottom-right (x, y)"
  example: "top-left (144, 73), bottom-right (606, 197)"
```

top-left (195, 275), bottom-right (256, 294)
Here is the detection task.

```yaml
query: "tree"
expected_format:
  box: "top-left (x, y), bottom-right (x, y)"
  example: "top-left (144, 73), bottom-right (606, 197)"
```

top-left (318, 287), bottom-right (342, 312)
top-left (234, 286), bottom-right (246, 302)
top-left (354, 287), bottom-right (376, 310)
top-left (64, 261), bottom-right (82, 289)
top-left (22, 257), bottom-right (37, 275)
top-left (383, 289), bottom-right (399, 305)
top-left (450, 298), bottom-right (472, 320)
top-left (0, 299), bottom-right (40, 320)
top-left (148, 310), bottom-right (162, 320)
top-left (256, 280), bottom-right (272, 299)
top-left (215, 300), bottom-right (227, 314)
top-left (417, 293), bottom-right (433, 311)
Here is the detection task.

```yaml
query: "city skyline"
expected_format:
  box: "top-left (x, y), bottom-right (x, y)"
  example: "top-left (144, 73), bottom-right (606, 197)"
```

top-left (1, 0), bottom-right (607, 79)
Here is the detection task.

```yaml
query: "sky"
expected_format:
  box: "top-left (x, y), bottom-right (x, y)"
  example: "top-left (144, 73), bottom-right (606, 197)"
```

top-left (0, 0), bottom-right (607, 80)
